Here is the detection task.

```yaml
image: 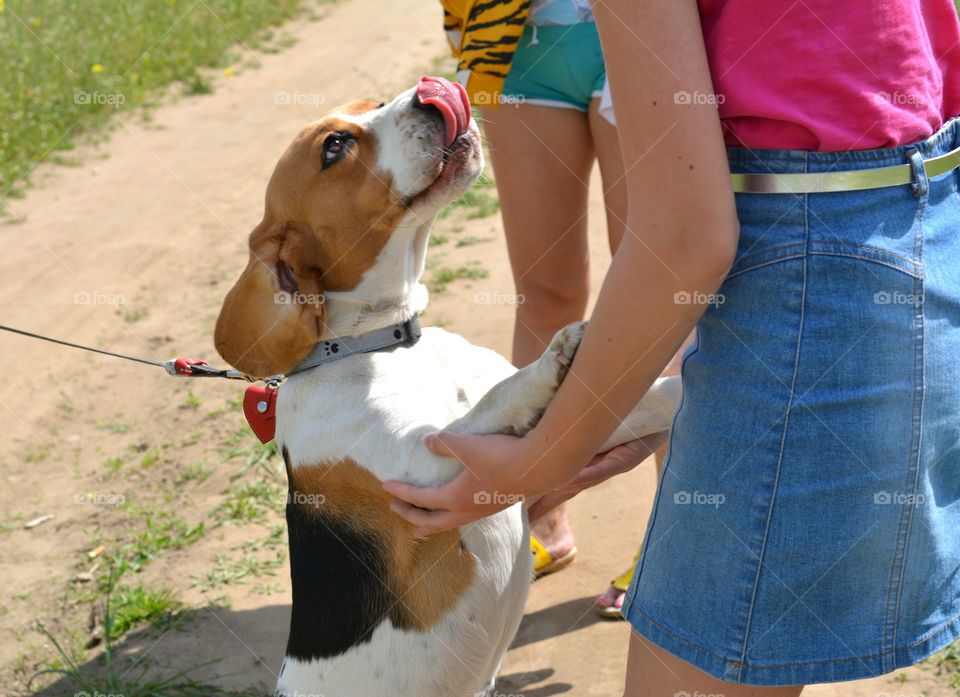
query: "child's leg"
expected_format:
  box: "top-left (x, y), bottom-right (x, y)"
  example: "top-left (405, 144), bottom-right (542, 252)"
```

top-left (624, 630), bottom-right (804, 697)
top-left (480, 103), bottom-right (595, 561)
top-left (588, 99), bottom-right (628, 253)
top-left (480, 103), bottom-right (594, 367)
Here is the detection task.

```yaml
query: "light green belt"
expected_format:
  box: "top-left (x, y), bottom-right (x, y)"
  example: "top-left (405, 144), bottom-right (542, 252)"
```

top-left (731, 144), bottom-right (960, 194)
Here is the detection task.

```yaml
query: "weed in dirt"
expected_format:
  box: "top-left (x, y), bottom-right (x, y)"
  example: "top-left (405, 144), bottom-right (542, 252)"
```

top-left (96, 418), bottom-right (131, 434)
top-left (930, 639), bottom-right (960, 689)
top-left (429, 262), bottom-right (490, 294)
top-left (58, 390), bottom-right (76, 414)
top-left (32, 585), bottom-right (256, 697)
top-left (235, 523), bottom-right (286, 553)
top-left (184, 74), bottom-right (215, 96)
top-left (108, 584), bottom-right (184, 640)
top-left (175, 461), bottom-right (213, 485)
top-left (25, 443), bottom-right (50, 463)
top-left (182, 390), bottom-right (202, 410)
top-left (140, 450), bottom-right (160, 468)
top-left (235, 551), bottom-right (285, 578)
top-left (191, 550), bottom-right (284, 592)
top-left (456, 235), bottom-right (494, 248)
top-left (439, 175), bottom-right (499, 220)
top-left (214, 479), bottom-right (284, 526)
top-left (205, 405), bottom-right (228, 420)
top-left (221, 432), bottom-right (283, 483)
top-left (251, 582), bottom-right (284, 596)
top-left (100, 509), bottom-right (205, 587)
top-left (117, 303), bottom-right (149, 324)
top-left (180, 427), bottom-right (206, 446)
top-left (103, 456), bottom-right (124, 472)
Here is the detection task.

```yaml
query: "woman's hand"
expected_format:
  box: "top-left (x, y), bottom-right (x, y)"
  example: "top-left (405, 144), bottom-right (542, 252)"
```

top-left (383, 428), bottom-right (671, 536)
top-left (526, 431), bottom-right (668, 522)
top-left (383, 430), bottom-right (559, 536)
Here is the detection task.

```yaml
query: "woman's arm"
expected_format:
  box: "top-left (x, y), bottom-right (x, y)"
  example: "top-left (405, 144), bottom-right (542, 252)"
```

top-left (384, 0), bottom-right (739, 535)
top-left (514, 0), bottom-right (740, 482)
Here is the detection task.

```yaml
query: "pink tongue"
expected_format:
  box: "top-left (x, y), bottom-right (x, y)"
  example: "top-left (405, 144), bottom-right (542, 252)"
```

top-left (416, 75), bottom-right (470, 148)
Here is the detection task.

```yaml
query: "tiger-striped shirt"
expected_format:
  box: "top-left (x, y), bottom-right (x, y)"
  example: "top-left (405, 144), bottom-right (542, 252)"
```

top-left (440, 0), bottom-right (531, 108)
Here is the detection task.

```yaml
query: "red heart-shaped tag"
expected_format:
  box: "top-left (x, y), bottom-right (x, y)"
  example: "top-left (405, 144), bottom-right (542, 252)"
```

top-left (243, 383), bottom-right (278, 444)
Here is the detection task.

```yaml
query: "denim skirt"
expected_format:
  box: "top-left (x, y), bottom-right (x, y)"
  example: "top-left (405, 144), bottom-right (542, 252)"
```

top-left (624, 118), bottom-right (960, 686)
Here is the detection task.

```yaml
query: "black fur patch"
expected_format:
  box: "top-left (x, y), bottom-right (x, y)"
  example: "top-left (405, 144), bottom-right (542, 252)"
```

top-left (282, 447), bottom-right (395, 661)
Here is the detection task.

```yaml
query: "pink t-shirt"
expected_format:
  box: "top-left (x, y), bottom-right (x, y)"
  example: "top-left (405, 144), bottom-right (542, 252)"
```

top-left (699, 0), bottom-right (960, 151)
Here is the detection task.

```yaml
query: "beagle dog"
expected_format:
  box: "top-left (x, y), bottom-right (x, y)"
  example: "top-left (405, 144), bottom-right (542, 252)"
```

top-left (213, 76), bottom-right (682, 697)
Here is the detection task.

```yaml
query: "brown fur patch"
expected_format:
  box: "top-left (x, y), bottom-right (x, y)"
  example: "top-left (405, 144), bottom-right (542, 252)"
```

top-left (288, 458), bottom-right (477, 631)
top-left (214, 101), bottom-right (408, 376)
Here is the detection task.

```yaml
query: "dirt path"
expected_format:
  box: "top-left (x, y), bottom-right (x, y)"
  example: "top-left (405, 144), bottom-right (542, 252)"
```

top-left (0, 1), bottom-right (952, 695)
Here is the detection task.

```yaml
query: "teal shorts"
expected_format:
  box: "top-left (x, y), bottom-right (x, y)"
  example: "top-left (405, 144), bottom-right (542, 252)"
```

top-left (500, 22), bottom-right (605, 111)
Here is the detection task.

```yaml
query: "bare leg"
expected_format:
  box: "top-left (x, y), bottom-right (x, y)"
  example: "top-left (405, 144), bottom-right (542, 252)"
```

top-left (480, 103), bottom-right (595, 562)
top-left (624, 630), bottom-right (804, 697)
top-left (589, 98), bottom-right (629, 252)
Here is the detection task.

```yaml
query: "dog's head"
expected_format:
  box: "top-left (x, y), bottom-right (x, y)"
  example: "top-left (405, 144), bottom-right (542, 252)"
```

top-left (214, 76), bottom-right (481, 377)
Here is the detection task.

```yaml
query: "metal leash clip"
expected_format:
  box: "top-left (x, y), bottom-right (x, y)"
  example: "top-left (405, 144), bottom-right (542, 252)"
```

top-left (164, 357), bottom-right (252, 380)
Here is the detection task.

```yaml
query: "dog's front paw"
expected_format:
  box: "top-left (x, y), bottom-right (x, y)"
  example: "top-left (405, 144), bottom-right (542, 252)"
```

top-left (540, 321), bottom-right (587, 385)
top-left (445, 322), bottom-right (588, 438)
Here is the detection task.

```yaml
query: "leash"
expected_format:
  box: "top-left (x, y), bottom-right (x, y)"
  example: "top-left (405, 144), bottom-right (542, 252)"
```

top-left (0, 317), bottom-right (422, 445)
top-left (0, 324), bottom-right (256, 381)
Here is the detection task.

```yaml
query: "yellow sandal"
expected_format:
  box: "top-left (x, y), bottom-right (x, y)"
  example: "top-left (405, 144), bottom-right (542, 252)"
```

top-left (595, 547), bottom-right (641, 619)
top-left (530, 534), bottom-right (577, 579)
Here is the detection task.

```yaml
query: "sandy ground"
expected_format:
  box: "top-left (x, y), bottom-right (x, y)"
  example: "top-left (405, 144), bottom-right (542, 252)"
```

top-left (0, 0), bottom-right (954, 695)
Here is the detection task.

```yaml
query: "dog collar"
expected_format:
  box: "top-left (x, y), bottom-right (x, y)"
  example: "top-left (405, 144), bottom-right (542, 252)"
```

top-left (288, 316), bottom-right (422, 375)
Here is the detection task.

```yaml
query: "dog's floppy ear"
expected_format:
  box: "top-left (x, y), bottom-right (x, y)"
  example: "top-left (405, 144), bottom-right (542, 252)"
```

top-left (214, 217), bottom-right (325, 378)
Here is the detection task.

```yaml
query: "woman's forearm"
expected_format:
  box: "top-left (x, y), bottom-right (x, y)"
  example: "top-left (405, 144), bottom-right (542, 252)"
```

top-left (520, 0), bottom-right (740, 490)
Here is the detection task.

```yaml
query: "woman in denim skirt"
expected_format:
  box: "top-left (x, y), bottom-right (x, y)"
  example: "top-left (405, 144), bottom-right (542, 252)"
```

top-left (386, 0), bottom-right (960, 693)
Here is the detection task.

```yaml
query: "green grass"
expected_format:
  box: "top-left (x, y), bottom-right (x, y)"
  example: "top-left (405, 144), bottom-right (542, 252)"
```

top-left (235, 522), bottom-right (286, 552)
top-left (182, 391), bottom-right (202, 410)
top-left (0, 0), bottom-right (308, 206)
top-left (930, 639), bottom-right (960, 689)
top-left (213, 478), bottom-right (284, 525)
top-left (103, 456), bottom-right (124, 472)
top-left (175, 460), bottom-right (213, 485)
top-left (108, 584), bottom-right (184, 640)
top-left (32, 589), bottom-right (257, 697)
top-left (95, 418), bottom-right (131, 434)
top-left (429, 263), bottom-right (489, 293)
top-left (191, 550), bottom-right (284, 592)
top-left (439, 175), bottom-right (500, 220)
top-left (101, 509), bottom-right (205, 589)
top-left (456, 235), bottom-right (494, 248)
top-left (116, 302), bottom-right (149, 324)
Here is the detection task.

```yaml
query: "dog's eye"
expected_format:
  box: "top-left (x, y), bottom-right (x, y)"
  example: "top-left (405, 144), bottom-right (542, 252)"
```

top-left (377, 101), bottom-right (385, 108)
top-left (322, 133), bottom-right (353, 168)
